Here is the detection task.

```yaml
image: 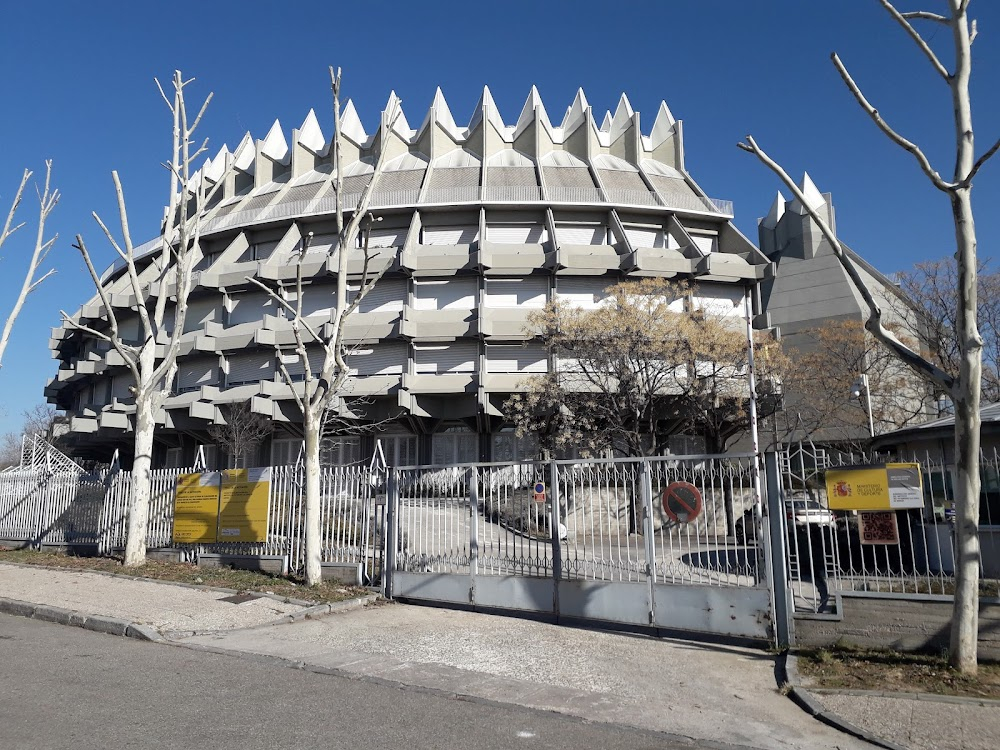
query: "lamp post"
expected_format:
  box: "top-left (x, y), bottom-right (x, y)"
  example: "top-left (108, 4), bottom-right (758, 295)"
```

top-left (851, 373), bottom-right (875, 439)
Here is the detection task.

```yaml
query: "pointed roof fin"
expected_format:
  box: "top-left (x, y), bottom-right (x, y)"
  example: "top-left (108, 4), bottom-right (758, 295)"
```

top-left (297, 109), bottom-right (326, 153)
top-left (260, 119), bottom-right (289, 162)
top-left (762, 191), bottom-right (786, 229)
top-left (610, 92), bottom-right (635, 141)
top-left (561, 88), bottom-right (590, 132)
top-left (233, 132), bottom-right (255, 172)
top-left (514, 85), bottom-right (551, 137)
top-left (339, 99), bottom-right (367, 144)
top-left (650, 101), bottom-right (677, 148)
top-left (790, 172), bottom-right (827, 214)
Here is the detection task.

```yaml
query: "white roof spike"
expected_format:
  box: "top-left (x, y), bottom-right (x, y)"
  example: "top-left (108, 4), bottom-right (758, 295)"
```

top-left (610, 92), bottom-right (635, 141)
top-left (384, 90), bottom-right (411, 135)
top-left (514, 85), bottom-right (552, 136)
top-left (297, 109), bottom-right (326, 153)
top-left (790, 172), bottom-right (827, 213)
top-left (260, 119), bottom-right (289, 162)
top-left (339, 99), bottom-right (367, 144)
top-left (469, 84), bottom-right (505, 132)
top-left (762, 191), bottom-right (786, 229)
top-left (650, 101), bottom-right (677, 148)
top-left (233, 132), bottom-right (255, 173)
top-left (203, 147), bottom-right (226, 182)
top-left (561, 88), bottom-right (590, 132)
top-left (431, 87), bottom-right (459, 135)
top-left (600, 111), bottom-right (613, 133)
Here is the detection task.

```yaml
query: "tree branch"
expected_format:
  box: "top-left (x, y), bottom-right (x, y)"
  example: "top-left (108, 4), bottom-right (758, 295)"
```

top-left (966, 134), bottom-right (1000, 184)
top-left (879, 0), bottom-right (951, 80)
top-left (738, 134), bottom-right (957, 393)
top-left (900, 11), bottom-right (949, 23)
top-left (831, 52), bottom-right (954, 191)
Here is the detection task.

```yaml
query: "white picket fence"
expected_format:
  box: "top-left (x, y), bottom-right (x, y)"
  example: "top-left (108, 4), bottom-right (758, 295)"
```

top-left (0, 464), bottom-right (384, 579)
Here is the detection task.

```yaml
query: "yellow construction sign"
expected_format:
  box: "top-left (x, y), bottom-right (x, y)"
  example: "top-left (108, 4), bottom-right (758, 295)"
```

top-left (825, 463), bottom-right (924, 511)
top-left (218, 468), bottom-right (271, 543)
top-left (173, 472), bottom-right (222, 543)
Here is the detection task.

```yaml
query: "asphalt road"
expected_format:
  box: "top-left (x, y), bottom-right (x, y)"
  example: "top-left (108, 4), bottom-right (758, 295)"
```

top-left (0, 615), bottom-right (746, 750)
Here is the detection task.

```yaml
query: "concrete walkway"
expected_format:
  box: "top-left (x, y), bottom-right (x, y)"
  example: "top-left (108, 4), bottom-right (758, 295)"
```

top-left (0, 561), bottom-right (889, 748)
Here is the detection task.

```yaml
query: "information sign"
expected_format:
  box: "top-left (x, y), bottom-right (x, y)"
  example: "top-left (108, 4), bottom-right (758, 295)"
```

top-left (858, 510), bottom-right (900, 545)
top-left (173, 472), bottom-right (222, 543)
top-left (533, 481), bottom-right (546, 503)
top-left (218, 468), bottom-right (271, 543)
top-left (825, 463), bottom-right (923, 511)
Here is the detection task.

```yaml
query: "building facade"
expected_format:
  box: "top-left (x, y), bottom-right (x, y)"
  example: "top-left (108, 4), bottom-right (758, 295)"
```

top-left (46, 88), bottom-right (770, 468)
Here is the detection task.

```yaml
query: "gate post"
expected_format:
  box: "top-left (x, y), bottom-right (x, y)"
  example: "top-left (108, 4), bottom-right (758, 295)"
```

top-left (764, 452), bottom-right (793, 648)
top-left (548, 459), bottom-right (562, 619)
top-left (467, 467), bottom-right (479, 603)
top-left (640, 459), bottom-right (657, 625)
top-left (384, 469), bottom-right (399, 599)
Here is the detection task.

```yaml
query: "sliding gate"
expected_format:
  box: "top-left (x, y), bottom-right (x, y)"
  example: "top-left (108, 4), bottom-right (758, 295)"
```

top-left (386, 454), bottom-right (774, 640)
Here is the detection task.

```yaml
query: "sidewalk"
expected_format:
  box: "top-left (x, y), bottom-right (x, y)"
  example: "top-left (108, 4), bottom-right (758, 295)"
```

top-left (0, 561), bottom-right (932, 749)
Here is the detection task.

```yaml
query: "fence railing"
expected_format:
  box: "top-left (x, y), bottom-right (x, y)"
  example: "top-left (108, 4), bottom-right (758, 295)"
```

top-left (0, 464), bottom-right (385, 584)
top-left (780, 442), bottom-right (1000, 613)
top-left (391, 453), bottom-right (764, 590)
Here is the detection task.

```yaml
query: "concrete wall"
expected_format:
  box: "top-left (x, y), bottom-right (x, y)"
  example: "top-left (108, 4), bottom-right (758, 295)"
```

top-left (794, 592), bottom-right (1000, 660)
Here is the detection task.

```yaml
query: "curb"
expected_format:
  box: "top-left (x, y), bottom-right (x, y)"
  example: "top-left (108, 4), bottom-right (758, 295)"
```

top-left (0, 596), bottom-right (165, 643)
top-left (780, 652), bottom-right (909, 750)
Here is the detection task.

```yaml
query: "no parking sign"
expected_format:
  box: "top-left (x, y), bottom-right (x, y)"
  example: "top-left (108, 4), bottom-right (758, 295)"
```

top-left (661, 482), bottom-right (703, 523)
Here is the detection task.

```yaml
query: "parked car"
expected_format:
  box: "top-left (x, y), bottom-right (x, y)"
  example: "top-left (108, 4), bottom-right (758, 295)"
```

top-left (734, 497), bottom-right (836, 545)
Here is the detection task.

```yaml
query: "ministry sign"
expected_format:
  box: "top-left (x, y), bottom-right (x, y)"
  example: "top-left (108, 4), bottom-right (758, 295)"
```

top-left (825, 463), bottom-right (924, 511)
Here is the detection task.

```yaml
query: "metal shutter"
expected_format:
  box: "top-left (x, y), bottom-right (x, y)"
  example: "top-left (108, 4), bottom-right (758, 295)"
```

top-left (623, 225), bottom-right (665, 248)
top-left (300, 286), bottom-right (337, 318)
top-left (556, 224), bottom-right (607, 245)
top-left (691, 234), bottom-right (718, 254)
top-left (484, 277), bottom-right (547, 308)
top-left (422, 225), bottom-right (479, 245)
top-left (367, 227), bottom-right (408, 249)
top-left (694, 283), bottom-right (745, 321)
top-left (348, 342), bottom-right (407, 376)
top-left (555, 277), bottom-right (612, 308)
top-left (358, 278), bottom-right (406, 313)
top-left (112, 373), bottom-right (133, 400)
top-left (118, 316), bottom-right (141, 341)
top-left (487, 224), bottom-right (548, 244)
top-left (227, 352), bottom-right (275, 386)
top-left (282, 347), bottom-right (326, 379)
top-left (184, 299), bottom-right (219, 333)
top-left (307, 232), bottom-right (339, 255)
top-left (228, 292), bottom-right (274, 326)
top-left (413, 341), bottom-right (478, 373)
top-left (412, 278), bottom-right (476, 310)
top-left (486, 344), bottom-right (549, 373)
top-left (178, 358), bottom-right (219, 391)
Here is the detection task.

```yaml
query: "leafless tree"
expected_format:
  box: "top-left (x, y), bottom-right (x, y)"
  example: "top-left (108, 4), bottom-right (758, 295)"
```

top-left (0, 163), bottom-right (59, 371)
top-left (0, 404), bottom-right (60, 468)
top-left (739, 0), bottom-right (998, 673)
top-left (64, 71), bottom-right (226, 568)
top-left (248, 67), bottom-right (398, 585)
top-left (208, 402), bottom-right (273, 468)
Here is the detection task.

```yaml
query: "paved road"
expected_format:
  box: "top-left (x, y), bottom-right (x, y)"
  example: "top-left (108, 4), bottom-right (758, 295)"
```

top-left (0, 615), bottom-right (747, 750)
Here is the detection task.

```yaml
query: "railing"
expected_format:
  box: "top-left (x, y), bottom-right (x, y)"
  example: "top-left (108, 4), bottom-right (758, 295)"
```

top-left (392, 453), bottom-right (763, 589)
top-left (0, 464), bottom-right (385, 584)
top-left (780, 442), bottom-right (1000, 613)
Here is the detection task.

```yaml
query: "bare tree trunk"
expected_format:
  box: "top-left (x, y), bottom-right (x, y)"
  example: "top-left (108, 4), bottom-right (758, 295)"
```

top-left (303, 411), bottom-right (323, 586)
top-left (951, 186), bottom-right (983, 673)
top-left (124, 390), bottom-right (156, 566)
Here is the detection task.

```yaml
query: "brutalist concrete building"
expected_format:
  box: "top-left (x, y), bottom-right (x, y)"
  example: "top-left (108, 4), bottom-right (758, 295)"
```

top-left (46, 88), bottom-right (770, 468)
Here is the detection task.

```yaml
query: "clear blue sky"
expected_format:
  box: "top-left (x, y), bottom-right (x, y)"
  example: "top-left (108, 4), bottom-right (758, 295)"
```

top-left (1, 0), bottom-right (999, 435)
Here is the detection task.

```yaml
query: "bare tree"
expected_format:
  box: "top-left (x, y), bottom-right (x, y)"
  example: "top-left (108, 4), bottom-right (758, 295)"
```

top-left (781, 319), bottom-right (935, 445)
top-left (505, 278), bottom-right (785, 459)
top-left (0, 404), bottom-right (60, 469)
top-left (208, 402), bottom-right (273, 468)
top-left (892, 257), bottom-right (1000, 403)
top-left (64, 71), bottom-right (225, 568)
top-left (248, 68), bottom-right (399, 585)
top-left (0, 163), bottom-right (59, 371)
top-left (739, 0), bottom-right (997, 673)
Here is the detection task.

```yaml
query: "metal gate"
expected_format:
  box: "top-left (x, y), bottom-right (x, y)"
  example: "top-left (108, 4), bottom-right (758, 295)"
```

top-left (385, 454), bottom-right (775, 640)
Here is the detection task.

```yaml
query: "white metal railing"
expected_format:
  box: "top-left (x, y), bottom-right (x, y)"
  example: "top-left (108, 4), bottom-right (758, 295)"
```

top-left (0, 464), bottom-right (385, 581)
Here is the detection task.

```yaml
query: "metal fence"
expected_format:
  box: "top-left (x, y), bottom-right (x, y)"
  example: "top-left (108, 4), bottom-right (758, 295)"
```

top-left (391, 453), bottom-right (764, 590)
top-left (0, 464), bottom-right (385, 584)
top-left (780, 442), bottom-right (1000, 613)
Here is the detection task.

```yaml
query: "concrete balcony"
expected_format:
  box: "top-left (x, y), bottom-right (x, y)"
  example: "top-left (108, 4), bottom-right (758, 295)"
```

top-left (400, 308), bottom-right (477, 341)
top-left (340, 310), bottom-right (403, 343)
top-left (624, 247), bottom-right (696, 277)
top-left (344, 374), bottom-right (403, 397)
top-left (480, 372), bottom-right (541, 392)
top-left (480, 242), bottom-right (548, 275)
top-left (401, 244), bottom-right (478, 276)
top-left (555, 244), bottom-right (621, 275)
top-left (480, 307), bottom-right (536, 340)
top-left (403, 372), bottom-right (477, 394)
top-left (693, 252), bottom-right (766, 282)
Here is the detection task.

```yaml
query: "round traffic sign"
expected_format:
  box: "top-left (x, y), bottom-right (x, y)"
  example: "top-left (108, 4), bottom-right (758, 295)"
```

top-left (662, 482), bottom-right (703, 523)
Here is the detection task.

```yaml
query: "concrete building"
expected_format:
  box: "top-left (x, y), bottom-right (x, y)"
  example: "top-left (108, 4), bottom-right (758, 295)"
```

top-left (46, 88), bottom-right (770, 469)
top-left (757, 178), bottom-right (935, 444)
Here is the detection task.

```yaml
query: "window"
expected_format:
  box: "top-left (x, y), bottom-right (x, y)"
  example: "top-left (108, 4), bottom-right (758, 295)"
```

top-left (165, 447), bottom-right (183, 469)
top-left (321, 437), bottom-right (360, 467)
top-left (432, 428), bottom-right (477, 465)
top-left (379, 435), bottom-right (418, 467)
top-left (271, 438), bottom-right (302, 466)
top-left (492, 431), bottom-right (539, 463)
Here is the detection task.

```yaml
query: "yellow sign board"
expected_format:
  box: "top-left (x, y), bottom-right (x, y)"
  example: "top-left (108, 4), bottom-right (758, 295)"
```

top-left (825, 463), bottom-right (923, 511)
top-left (218, 468), bottom-right (271, 543)
top-left (173, 472), bottom-right (222, 543)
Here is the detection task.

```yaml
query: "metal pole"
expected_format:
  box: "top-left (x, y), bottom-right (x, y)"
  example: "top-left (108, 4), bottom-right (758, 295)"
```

top-left (744, 288), bottom-right (765, 528)
top-left (862, 373), bottom-right (875, 439)
top-left (764, 452), bottom-right (793, 648)
top-left (548, 459), bottom-right (562, 620)
top-left (383, 469), bottom-right (398, 599)
top-left (640, 458), bottom-right (657, 625)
